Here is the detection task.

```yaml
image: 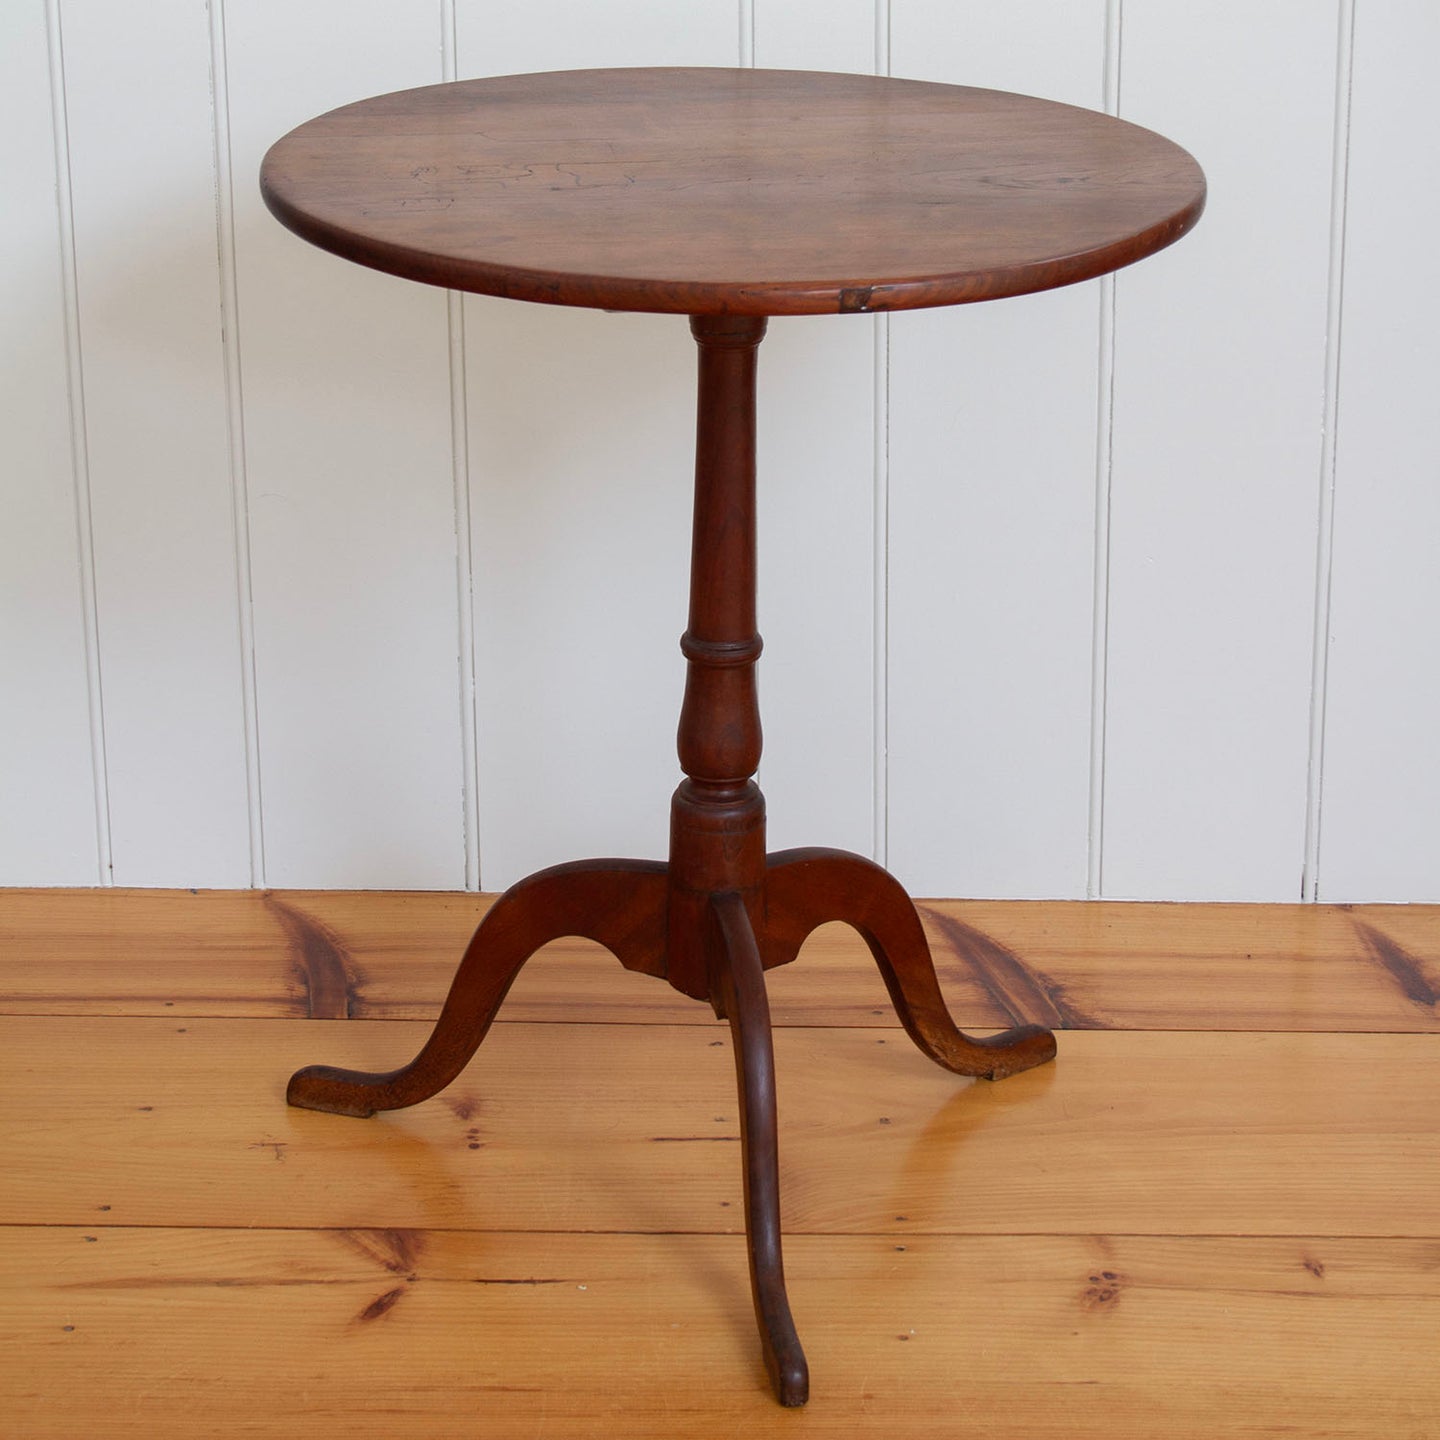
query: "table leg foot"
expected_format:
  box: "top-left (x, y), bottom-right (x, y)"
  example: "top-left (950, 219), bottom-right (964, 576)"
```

top-left (286, 858), bottom-right (668, 1117)
top-left (711, 891), bottom-right (810, 1407)
top-left (763, 847), bottom-right (1057, 1081)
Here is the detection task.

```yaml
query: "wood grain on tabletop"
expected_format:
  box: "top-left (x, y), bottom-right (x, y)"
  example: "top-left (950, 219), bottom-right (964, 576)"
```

top-left (260, 68), bottom-right (1205, 316)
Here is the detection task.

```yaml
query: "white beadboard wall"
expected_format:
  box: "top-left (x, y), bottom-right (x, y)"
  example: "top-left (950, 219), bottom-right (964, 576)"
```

top-left (3, 0), bottom-right (1435, 902)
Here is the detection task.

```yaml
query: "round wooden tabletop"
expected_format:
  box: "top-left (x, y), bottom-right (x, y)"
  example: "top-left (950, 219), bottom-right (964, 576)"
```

top-left (261, 68), bottom-right (1205, 317)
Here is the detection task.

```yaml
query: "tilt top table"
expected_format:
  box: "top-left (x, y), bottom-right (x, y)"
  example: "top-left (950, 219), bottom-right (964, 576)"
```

top-left (261, 67), bottom-right (1205, 1407)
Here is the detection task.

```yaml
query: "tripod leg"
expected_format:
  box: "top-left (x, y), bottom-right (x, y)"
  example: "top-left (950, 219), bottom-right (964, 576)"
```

top-left (764, 847), bottom-right (1056, 1080)
top-left (287, 858), bottom-right (667, 1117)
top-left (711, 891), bottom-right (809, 1407)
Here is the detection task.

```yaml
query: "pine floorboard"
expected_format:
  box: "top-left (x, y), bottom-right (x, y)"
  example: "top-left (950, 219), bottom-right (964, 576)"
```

top-left (1, 890), bottom-right (1437, 1437)
top-left (2, 888), bottom-right (1438, 1030)
top-left (6, 1229), bottom-right (1437, 1439)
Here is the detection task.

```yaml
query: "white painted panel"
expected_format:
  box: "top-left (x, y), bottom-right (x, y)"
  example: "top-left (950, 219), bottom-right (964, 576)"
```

top-left (226, 2), bottom-right (465, 888)
top-left (892, 0), bottom-right (1106, 106)
top-left (457, 2), bottom-right (739, 889)
top-left (466, 303), bottom-right (693, 885)
top-left (1103, 1), bottom-right (1337, 900)
top-left (758, 314), bottom-right (878, 859)
top-left (456, 0), bottom-right (738, 76)
top-left (1319, 4), bottom-right (1440, 902)
top-left (0, 1), bottom-right (100, 883)
top-left (59, 0), bottom-right (250, 886)
top-left (886, 2), bottom-right (1108, 898)
top-left (5, 0), bottom-right (1434, 902)
top-left (753, 2), bottom-right (881, 859)
top-left (754, 0), bottom-right (875, 75)
top-left (888, 291), bottom-right (1103, 899)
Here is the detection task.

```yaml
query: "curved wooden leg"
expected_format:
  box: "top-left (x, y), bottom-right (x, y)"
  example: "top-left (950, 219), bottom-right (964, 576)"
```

top-left (763, 847), bottom-right (1056, 1081)
top-left (711, 892), bottom-right (809, 1407)
top-left (286, 858), bottom-right (668, 1117)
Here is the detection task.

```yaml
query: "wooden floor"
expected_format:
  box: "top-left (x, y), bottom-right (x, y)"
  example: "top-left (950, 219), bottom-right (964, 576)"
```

top-left (2, 890), bottom-right (1437, 1438)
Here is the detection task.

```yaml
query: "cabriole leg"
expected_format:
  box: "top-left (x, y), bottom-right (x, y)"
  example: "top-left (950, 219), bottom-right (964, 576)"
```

top-left (763, 847), bottom-right (1057, 1080)
top-left (286, 858), bottom-right (668, 1117)
top-left (711, 890), bottom-right (809, 1407)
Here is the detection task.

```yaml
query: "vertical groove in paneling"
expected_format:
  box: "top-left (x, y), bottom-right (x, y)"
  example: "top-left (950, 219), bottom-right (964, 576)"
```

top-left (740, 0), bottom-right (756, 66)
top-left (1103, 0), bottom-right (1123, 104)
top-left (441, 0), bottom-right (481, 891)
top-left (872, 0), bottom-right (891, 866)
top-left (1087, 0), bottom-right (1123, 899)
top-left (1088, 279), bottom-right (1115, 899)
top-left (872, 312), bottom-right (890, 866)
top-left (446, 291), bottom-right (479, 891)
top-left (1301, 0), bottom-right (1356, 904)
top-left (1318, 4), bottom-right (1440, 900)
top-left (208, 0), bottom-right (266, 887)
top-left (44, 0), bottom-right (111, 885)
